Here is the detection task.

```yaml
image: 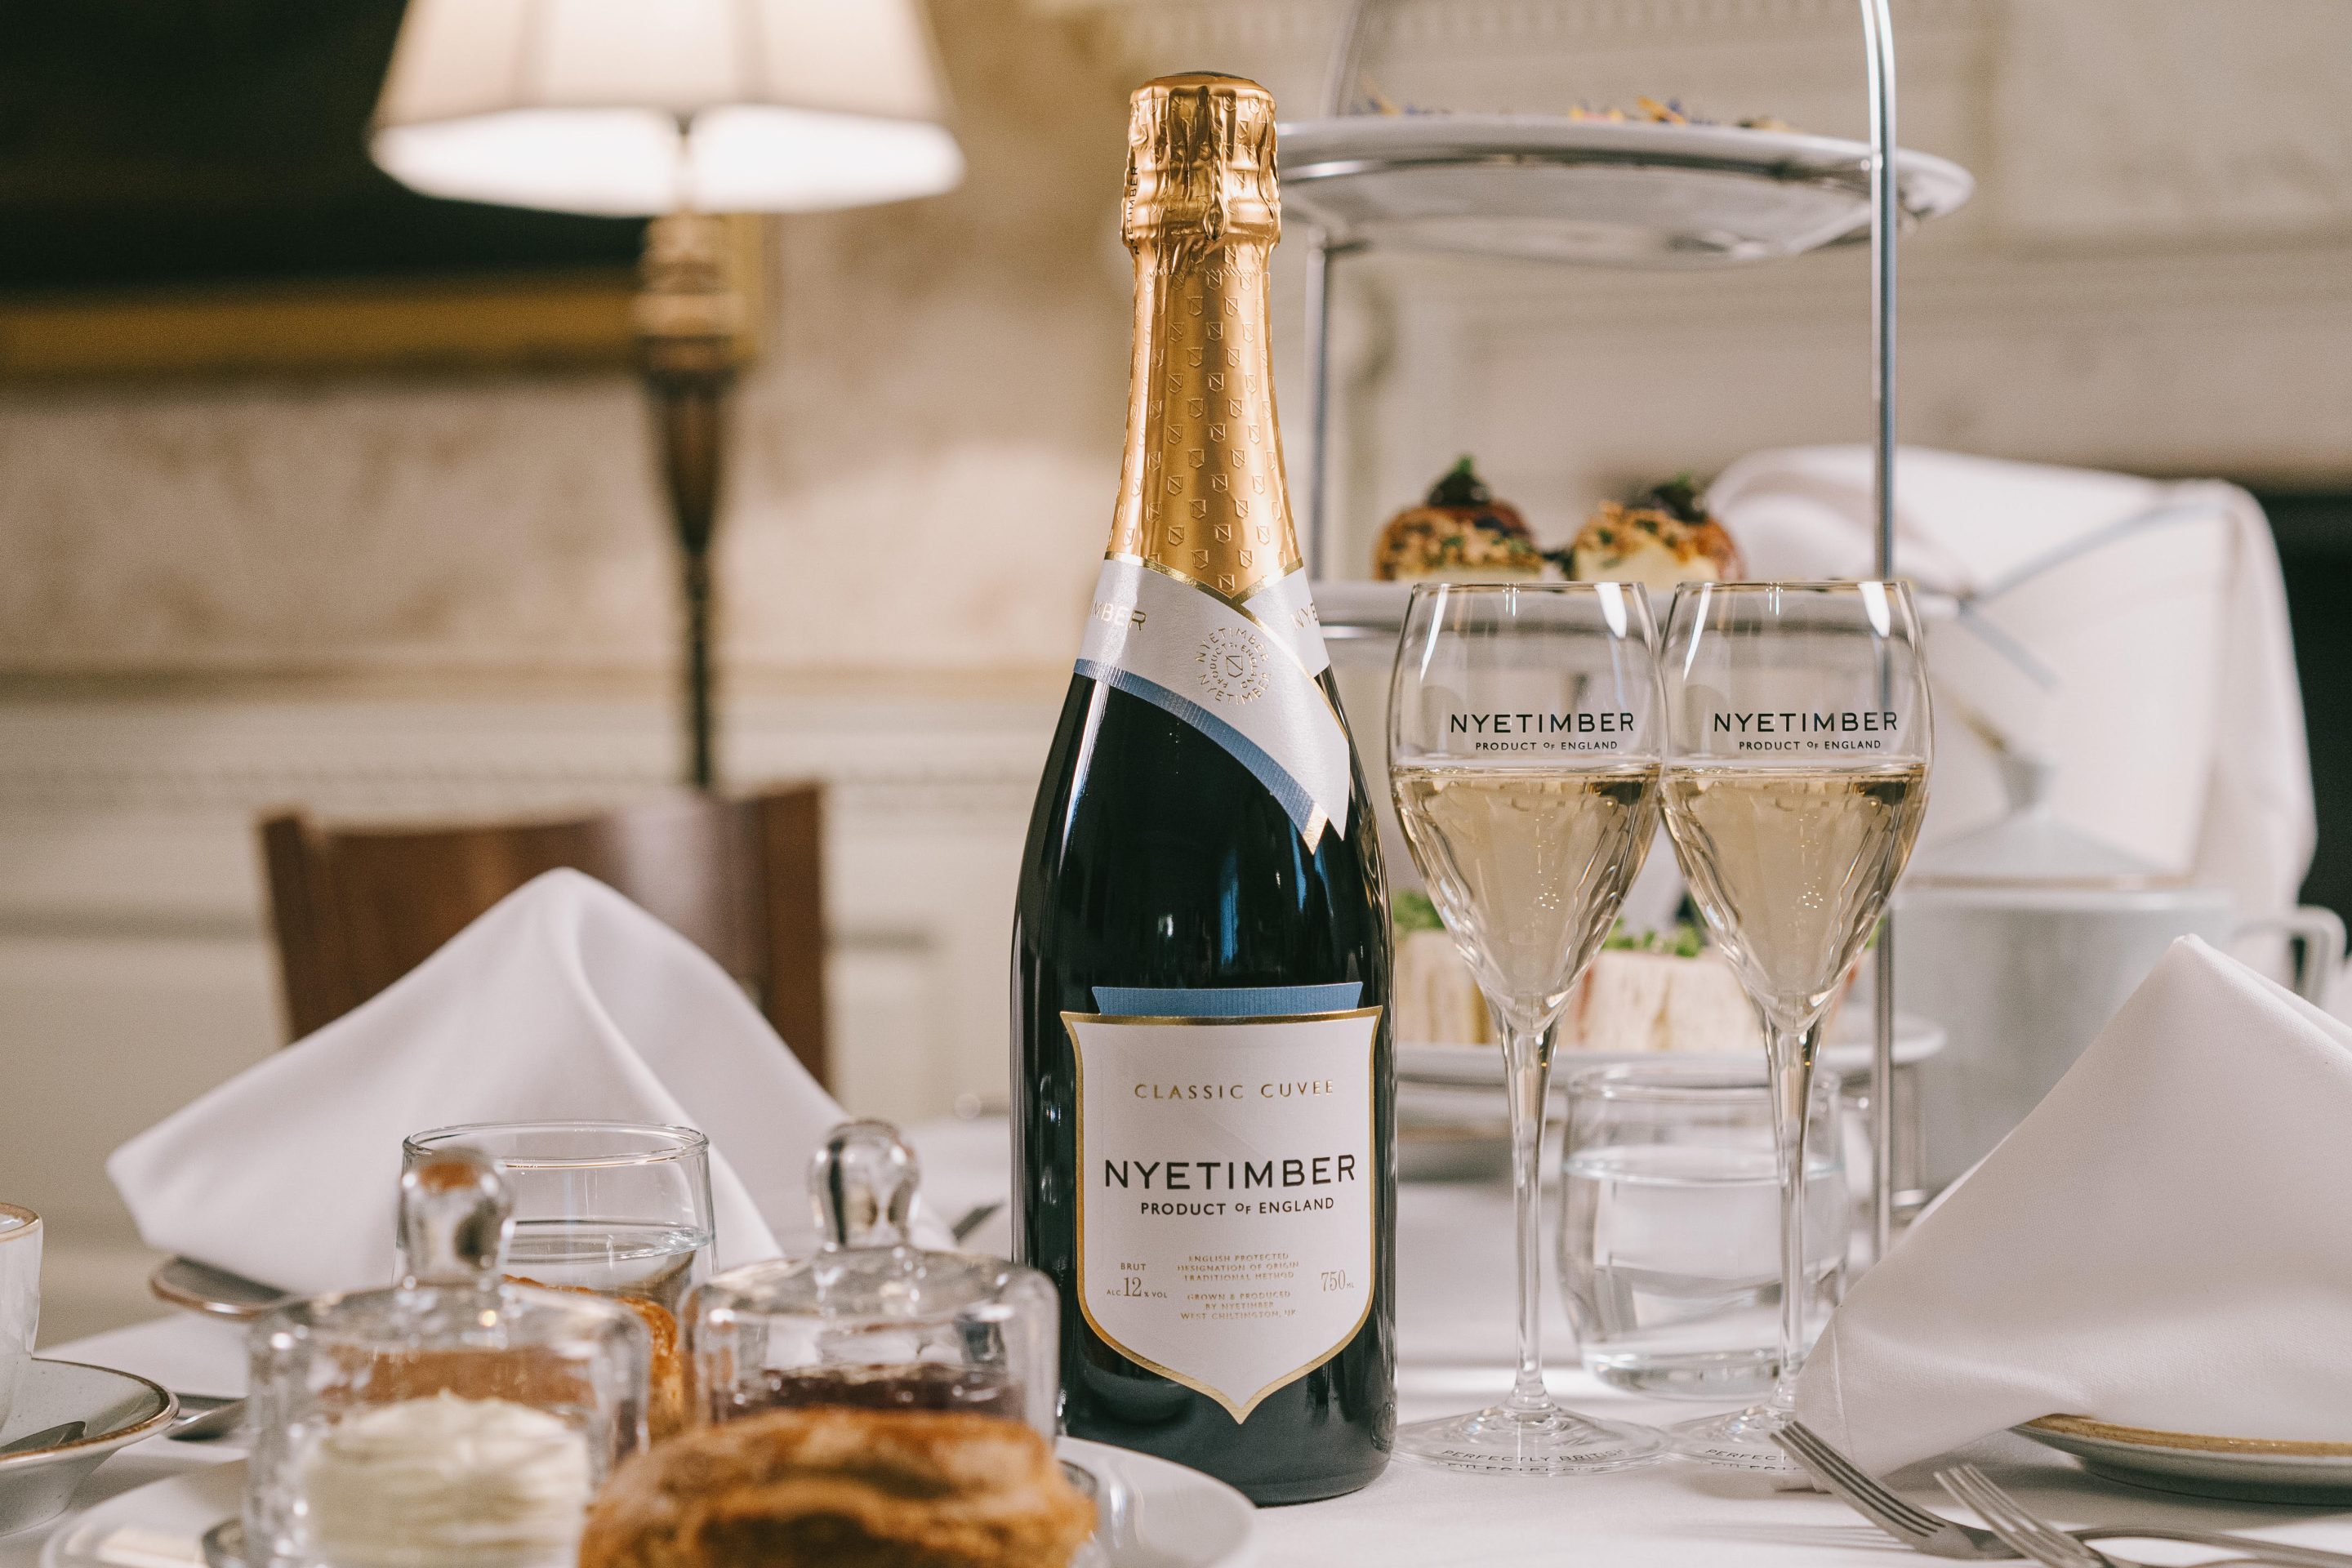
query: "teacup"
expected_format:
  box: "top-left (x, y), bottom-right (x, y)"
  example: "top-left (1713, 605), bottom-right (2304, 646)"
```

top-left (0, 1204), bottom-right (39, 1429)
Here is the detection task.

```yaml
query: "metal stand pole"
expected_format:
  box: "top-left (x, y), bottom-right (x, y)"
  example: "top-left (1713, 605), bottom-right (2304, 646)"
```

top-left (1860, 0), bottom-right (1900, 1260)
top-left (1301, 0), bottom-right (1374, 581)
top-left (1303, 234), bottom-right (1336, 581)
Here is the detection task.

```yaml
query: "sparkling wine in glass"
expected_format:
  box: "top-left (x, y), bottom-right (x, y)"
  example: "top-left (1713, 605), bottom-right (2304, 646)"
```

top-left (1656, 580), bottom-right (1931, 1470)
top-left (1387, 581), bottom-right (1667, 1476)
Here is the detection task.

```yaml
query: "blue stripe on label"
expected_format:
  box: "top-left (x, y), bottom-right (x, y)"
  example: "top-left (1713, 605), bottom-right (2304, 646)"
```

top-left (1092, 984), bottom-right (1364, 1017)
top-left (1076, 658), bottom-right (1321, 839)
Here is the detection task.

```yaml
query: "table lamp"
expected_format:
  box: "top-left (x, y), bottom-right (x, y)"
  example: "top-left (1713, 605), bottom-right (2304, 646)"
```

top-left (370, 0), bottom-right (964, 788)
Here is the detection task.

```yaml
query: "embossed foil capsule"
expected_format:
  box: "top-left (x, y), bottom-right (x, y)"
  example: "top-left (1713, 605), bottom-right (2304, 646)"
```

top-left (1083, 74), bottom-right (1351, 845)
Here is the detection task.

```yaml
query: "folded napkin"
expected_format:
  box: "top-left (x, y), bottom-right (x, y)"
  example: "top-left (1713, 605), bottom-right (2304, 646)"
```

top-left (110, 868), bottom-right (849, 1295)
top-left (1797, 937), bottom-right (2352, 1472)
top-left (1708, 446), bottom-right (2313, 926)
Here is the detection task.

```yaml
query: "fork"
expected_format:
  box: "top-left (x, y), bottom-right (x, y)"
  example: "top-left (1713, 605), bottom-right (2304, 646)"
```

top-left (1773, 1423), bottom-right (2352, 1568)
top-left (1939, 1465), bottom-right (2134, 1568)
top-left (1940, 1464), bottom-right (2352, 1568)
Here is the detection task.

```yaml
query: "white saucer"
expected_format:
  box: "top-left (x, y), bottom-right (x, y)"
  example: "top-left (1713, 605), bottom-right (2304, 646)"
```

top-left (1061, 1437), bottom-right (1255, 1568)
top-left (42, 1456), bottom-right (237, 1567)
top-left (43, 1443), bottom-right (1252, 1568)
top-left (0, 1361), bottom-right (176, 1539)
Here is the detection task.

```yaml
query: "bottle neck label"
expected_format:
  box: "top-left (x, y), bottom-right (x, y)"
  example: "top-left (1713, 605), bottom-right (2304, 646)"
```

top-left (1076, 557), bottom-right (1352, 846)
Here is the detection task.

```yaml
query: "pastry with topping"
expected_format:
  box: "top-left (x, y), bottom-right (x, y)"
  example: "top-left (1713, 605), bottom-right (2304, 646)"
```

top-left (1559, 474), bottom-right (1742, 595)
top-left (1372, 457), bottom-right (1545, 581)
top-left (1566, 97), bottom-right (1797, 131)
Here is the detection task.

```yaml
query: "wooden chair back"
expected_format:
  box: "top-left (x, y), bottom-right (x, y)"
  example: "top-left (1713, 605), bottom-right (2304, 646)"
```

top-left (258, 788), bottom-right (827, 1086)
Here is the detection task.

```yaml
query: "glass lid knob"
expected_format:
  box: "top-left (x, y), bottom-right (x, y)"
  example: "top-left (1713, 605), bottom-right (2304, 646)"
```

top-left (810, 1119), bottom-right (920, 1250)
top-left (398, 1146), bottom-right (512, 1287)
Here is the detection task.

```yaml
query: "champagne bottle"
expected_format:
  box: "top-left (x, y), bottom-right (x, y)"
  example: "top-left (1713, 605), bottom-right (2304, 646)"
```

top-left (1012, 74), bottom-right (1394, 1504)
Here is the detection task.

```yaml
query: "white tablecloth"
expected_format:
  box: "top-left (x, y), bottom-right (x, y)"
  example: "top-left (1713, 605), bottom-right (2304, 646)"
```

top-left (17, 1121), bottom-right (2352, 1566)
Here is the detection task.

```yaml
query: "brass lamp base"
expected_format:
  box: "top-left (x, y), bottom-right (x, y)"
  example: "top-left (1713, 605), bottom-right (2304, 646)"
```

top-left (635, 211), bottom-right (761, 791)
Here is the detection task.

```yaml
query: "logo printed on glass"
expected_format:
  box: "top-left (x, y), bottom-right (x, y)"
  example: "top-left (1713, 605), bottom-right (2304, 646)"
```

top-left (1446, 708), bottom-right (1637, 755)
top-left (1711, 708), bottom-right (1901, 755)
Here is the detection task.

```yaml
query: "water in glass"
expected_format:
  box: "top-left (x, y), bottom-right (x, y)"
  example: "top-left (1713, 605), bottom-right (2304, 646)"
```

top-left (1562, 1142), bottom-right (1844, 1399)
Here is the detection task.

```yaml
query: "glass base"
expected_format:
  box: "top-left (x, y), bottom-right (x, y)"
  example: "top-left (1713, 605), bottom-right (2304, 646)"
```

top-left (1396, 1403), bottom-right (1667, 1476)
top-left (1668, 1403), bottom-right (1804, 1472)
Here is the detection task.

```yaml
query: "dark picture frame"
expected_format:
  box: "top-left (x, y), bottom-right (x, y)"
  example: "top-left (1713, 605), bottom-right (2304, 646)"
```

top-left (0, 1), bottom-right (762, 378)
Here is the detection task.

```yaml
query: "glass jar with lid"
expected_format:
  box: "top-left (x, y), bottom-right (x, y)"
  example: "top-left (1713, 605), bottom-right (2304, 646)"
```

top-left (244, 1148), bottom-right (650, 1568)
top-left (687, 1120), bottom-right (1058, 1436)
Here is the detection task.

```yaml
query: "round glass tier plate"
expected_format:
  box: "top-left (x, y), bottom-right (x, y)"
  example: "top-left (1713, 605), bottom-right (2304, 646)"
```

top-left (1316, 580), bottom-right (1960, 642)
top-left (1396, 1024), bottom-right (1944, 1092)
top-left (1277, 114), bottom-right (1973, 266)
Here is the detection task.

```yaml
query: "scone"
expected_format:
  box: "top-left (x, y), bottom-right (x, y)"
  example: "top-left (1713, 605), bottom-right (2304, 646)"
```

top-left (351, 1343), bottom-right (602, 1416)
top-left (507, 1279), bottom-right (689, 1441)
top-left (1372, 457), bottom-right (1545, 581)
top-left (1564, 475), bottom-right (1741, 595)
top-left (578, 1407), bottom-right (1096, 1568)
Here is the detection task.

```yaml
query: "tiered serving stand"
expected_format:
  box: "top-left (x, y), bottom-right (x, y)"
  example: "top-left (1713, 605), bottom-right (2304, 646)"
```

top-left (1277, 0), bottom-right (1973, 1254)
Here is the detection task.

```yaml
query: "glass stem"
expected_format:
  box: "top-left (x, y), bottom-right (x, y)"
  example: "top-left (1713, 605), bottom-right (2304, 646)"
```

top-left (1765, 1015), bottom-right (1823, 1413)
top-left (1500, 1014), bottom-right (1556, 1417)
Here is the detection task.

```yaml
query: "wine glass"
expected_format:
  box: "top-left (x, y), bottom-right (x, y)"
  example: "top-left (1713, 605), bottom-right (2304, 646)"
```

top-left (1655, 581), bottom-right (1931, 1469)
top-left (1386, 581), bottom-right (1667, 1475)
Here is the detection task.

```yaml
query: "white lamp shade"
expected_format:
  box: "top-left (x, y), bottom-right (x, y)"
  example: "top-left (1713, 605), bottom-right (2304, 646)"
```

top-left (372, 0), bottom-right (964, 216)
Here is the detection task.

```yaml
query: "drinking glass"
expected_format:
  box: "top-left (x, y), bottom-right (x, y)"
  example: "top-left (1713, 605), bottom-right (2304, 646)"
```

top-left (1656, 581), bottom-right (1931, 1468)
top-left (1386, 581), bottom-right (1667, 1474)
top-left (401, 1121), bottom-right (716, 1315)
top-left (0, 1205), bottom-right (38, 1430)
top-left (1558, 1063), bottom-right (1846, 1401)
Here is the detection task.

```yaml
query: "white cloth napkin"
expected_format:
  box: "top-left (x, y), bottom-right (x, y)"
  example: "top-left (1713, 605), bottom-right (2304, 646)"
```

top-left (1796, 937), bottom-right (2352, 1472)
top-left (110, 868), bottom-right (849, 1295)
top-left (1708, 446), bottom-right (2313, 927)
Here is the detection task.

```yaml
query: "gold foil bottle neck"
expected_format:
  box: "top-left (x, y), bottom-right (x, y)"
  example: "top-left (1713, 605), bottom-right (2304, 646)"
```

top-left (1110, 74), bottom-right (1298, 603)
top-left (1123, 73), bottom-right (1280, 252)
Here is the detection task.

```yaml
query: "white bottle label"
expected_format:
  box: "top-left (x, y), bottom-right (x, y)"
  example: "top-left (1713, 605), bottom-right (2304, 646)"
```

top-left (1065, 1000), bottom-right (1380, 1421)
top-left (1076, 558), bottom-right (1353, 847)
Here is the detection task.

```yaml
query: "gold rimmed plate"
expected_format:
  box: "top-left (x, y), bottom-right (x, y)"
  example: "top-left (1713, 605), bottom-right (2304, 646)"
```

top-left (2020, 1414), bottom-right (2352, 1505)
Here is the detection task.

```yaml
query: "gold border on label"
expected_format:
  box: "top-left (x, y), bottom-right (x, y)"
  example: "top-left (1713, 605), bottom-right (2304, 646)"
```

top-left (1065, 1004), bottom-right (1382, 1423)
